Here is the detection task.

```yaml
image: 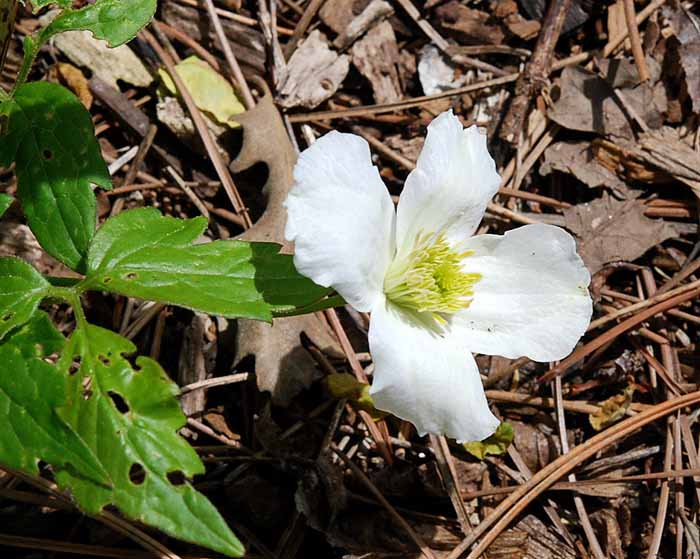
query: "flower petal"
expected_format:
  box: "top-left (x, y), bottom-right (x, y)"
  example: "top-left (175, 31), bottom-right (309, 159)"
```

top-left (369, 299), bottom-right (499, 441)
top-left (454, 224), bottom-right (592, 361)
top-left (285, 131), bottom-right (395, 312)
top-left (395, 110), bottom-right (500, 256)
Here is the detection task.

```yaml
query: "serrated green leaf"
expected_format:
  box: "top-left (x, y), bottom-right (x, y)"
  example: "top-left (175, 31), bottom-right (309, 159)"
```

top-left (81, 208), bottom-right (329, 321)
top-left (8, 82), bottom-right (110, 271)
top-left (0, 194), bottom-right (13, 218)
top-left (159, 56), bottom-right (245, 127)
top-left (463, 421), bottom-right (514, 460)
top-left (55, 324), bottom-right (244, 557)
top-left (42, 0), bottom-right (157, 47)
top-left (0, 313), bottom-right (108, 485)
top-left (0, 257), bottom-right (50, 339)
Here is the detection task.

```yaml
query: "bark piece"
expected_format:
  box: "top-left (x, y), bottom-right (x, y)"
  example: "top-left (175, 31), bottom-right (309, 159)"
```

top-left (351, 21), bottom-right (402, 103)
top-left (332, 0), bottom-right (394, 51)
top-left (178, 313), bottom-right (217, 420)
top-left (277, 30), bottom-right (349, 109)
top-left (563, 193), bottom-right (679, 273)
top-left (231, 84), bottom-right (341, 405)
top-left (161, 0), bottom-right (265, 74)
top-left (319, 0), bottom-right (371, 34)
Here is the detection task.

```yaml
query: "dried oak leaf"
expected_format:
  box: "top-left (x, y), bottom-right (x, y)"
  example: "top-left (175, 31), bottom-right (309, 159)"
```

top-left (231, 83), bottom-right (341, 406)
top-left (664, 5), bottom-right (700, 114)
top-left (563, 193), bottom-right (679, 274)
top-left (549, 61), bottom-right (666, 140)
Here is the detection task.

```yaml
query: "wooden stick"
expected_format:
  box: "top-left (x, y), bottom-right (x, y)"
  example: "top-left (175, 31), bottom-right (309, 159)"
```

top-left (622, 0), bottom-right (650, 81)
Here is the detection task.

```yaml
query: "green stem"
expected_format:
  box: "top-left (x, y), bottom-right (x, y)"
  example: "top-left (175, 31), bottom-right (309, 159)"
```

top-left (271, 294), bottom-right (346, 318)
top-left (47, 286), bottom-right (88, 330)
top-left (11, 35), bottom-right (39, 94)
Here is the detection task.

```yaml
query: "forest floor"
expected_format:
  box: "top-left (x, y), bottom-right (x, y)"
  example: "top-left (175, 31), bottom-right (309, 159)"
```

top-left (2, 0), bottom-right (700, 558)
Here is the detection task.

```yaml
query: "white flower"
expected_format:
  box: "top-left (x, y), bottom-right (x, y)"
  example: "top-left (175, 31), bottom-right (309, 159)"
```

top-left (284, 110), bottom-right (592, 442)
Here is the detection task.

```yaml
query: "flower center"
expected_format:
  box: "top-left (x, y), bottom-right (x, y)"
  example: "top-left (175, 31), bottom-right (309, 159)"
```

top-left (383, 232), bottom-right (480, 324)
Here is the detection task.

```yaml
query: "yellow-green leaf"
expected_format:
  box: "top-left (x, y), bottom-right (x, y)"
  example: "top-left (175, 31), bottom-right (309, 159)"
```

top-left (325, 373), bottom-right (386, 418)
top-left (159, 56), bottom-right (245, 127)
top-left (589, 385), bottom-right (635, 431)
top-left (463, 421), bottom-right (514, 460)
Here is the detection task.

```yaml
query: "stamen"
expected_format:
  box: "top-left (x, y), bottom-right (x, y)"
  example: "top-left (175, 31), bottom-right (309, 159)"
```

top-left (384, 232), bottom-right (481, 326)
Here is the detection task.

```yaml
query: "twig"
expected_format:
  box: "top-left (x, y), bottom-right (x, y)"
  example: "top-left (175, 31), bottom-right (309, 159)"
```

top-left (622, 0), bottom-right (650, 81)
top-left (141, 27), bottom-right (252, 228)
top-left (201, 0), bottom-right (256, 109)
top-left (539, 285), bottom-right (700, 383)
top-left (179, 373), bottom-right (250, 394)
top-left (122, 124), bottom-right (157, 187)
top-left (429, 435), bottom-right (473, 534)
top-left (552, 377), bottom-right (606, 559)
top-left (282, 0), bottom-right (326, 59)
top-left (499, 0), bottom-right (571, 144)
top-left (447, 391), bottom-right (700, 559)
top-left (330, 444), bottom-right (437, 559)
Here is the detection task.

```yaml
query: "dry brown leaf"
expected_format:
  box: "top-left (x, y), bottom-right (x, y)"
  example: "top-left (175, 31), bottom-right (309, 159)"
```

top-left (435, 1), bottom-right (505, 45)
top-left (40, 12), bottom-right (153, 91)
top-left (563, 193), bottom-right (680, 274)
top-left (549, 61), bottom-right (666, 140)
top-left (231, 83), bottom-right (341, 405)
top-left (540, 140), bottom-right (629, 197)
top-left (491, 515), bottom-right (576, 559)
top-left (56, 62), bottom-right (92, 109)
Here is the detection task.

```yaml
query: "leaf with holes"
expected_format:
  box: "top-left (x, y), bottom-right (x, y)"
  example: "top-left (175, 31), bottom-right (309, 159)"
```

top-left (4, 82), bottom-right (110, 272)
top-left (54, 324), bottom-right (244, 557)
top-left (0, 257), bottom-right (50, 339)
top-left (0, 194), bottom-right (13, 218)
top-left (0, 312), bottom-right (107, 484)
top-left (42, 0), bottom-right (157, 47)
top-left (81, 208), bottom-right (329, 321)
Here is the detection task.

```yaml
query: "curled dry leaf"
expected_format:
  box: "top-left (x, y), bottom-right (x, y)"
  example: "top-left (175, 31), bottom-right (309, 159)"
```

top-left (563, 193), bottom-right (680, 274)
top-left (231, 83), bottom-right (341, 405)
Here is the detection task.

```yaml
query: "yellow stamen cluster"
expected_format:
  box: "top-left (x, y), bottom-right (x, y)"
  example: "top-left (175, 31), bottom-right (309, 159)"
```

top-left (384, 232), bottom-right (481, 325)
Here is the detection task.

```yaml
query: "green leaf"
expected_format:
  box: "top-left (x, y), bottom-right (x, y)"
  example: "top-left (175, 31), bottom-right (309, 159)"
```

top-left (81, 208), bottom-right (329, 321)
top-left (0, 313), bottom-right (107, 485)
top-left (42, 0), bottom-right (157, 47)
top-left (30, 0), bottom-right (72, 11)
top-left (0, 194), bottom-right (13, 218)
top-left (159, 56), bottom-right (245, 127)
top-left (6, 82), bottom-right (111, 271)
top-left (463, 422), bottom-right (514, 460)
top-left (0, 257), bottom-right (50, 339)
top-left (55, 324), bottom-right (244, 557)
